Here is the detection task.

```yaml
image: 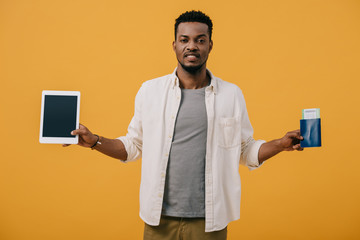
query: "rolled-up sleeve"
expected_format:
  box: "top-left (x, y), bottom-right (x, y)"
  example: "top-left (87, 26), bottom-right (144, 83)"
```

top-left (117, 85), bottom-right (144, 162)
top-left (238, 90), bottom-right (266, 170)
top-left (240, 137), bottom-right (266, 170)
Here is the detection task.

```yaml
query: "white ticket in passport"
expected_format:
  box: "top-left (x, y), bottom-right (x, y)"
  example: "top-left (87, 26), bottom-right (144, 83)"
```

top-left (302, 108), bottom-right (320, 119)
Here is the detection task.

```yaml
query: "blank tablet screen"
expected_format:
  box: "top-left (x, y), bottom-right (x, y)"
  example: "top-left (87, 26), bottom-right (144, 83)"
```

top-left (42, 95), bottom-right (78, 138)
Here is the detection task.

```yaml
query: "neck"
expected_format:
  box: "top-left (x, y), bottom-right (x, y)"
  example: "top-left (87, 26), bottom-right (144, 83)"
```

top-left (176, 64), bottom-right (209, 89)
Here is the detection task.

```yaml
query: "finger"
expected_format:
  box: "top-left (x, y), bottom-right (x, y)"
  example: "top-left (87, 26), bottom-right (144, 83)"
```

top-left (288, 129), bottom-right (300, 134)
top-left (292, 129), bottom-right (304, 140)
top-left (287, 130), bottom-right (302, 139)
top-left (72, 124), bottom-right (91, 136)
top-left (293, 144), bottom-right (304, 151)
top-left (294, 135), bottom-right (304, 140)
top-left (71, 128), bottom-right (88, 136)
top-left (296, 146), bottom-right (304, 151)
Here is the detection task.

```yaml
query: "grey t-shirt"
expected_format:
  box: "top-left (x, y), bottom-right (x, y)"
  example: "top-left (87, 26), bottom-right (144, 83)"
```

top-left (162, 86), bottom-right (207, 218)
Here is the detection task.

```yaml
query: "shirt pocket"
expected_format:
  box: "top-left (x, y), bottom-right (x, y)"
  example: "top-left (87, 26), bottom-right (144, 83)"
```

top-left (218, 116), bottom-right (241, 148)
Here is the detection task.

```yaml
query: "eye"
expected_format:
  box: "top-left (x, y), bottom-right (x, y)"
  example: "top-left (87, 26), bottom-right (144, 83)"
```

top-left (180, 39), bottom-right (188, 43)
top-left (198, 39), bottom-right (206, 43)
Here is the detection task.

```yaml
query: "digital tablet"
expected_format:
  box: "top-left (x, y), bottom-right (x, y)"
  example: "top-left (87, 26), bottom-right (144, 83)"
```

top-left (39, 90), bottom-right (80, 144)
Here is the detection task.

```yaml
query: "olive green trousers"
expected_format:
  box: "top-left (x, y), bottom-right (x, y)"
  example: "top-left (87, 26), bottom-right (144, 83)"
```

top-left (143, 216), bottom-right (227, 240)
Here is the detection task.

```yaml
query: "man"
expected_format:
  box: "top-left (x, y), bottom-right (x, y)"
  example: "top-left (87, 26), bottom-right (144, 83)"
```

top-left (65, 10), bottom-right (303, 240)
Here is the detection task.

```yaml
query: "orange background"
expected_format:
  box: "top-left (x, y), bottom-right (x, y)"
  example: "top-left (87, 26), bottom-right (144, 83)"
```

top-left (1, 0), bottom-right (359, 239)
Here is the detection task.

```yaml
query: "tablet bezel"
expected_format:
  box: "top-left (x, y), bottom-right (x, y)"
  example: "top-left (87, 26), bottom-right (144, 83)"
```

top-left (39, 90), bottom-right (80, 144)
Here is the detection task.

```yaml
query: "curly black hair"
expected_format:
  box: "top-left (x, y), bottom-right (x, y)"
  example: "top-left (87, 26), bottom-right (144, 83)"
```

top-left (175, 10), bottom-right (213, 41)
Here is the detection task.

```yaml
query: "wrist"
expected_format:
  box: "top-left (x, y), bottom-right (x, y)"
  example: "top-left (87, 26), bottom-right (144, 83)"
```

top-left (276, 138), bottom-right (286, 152)
top-left (90, 134), bottom-right (102, 149)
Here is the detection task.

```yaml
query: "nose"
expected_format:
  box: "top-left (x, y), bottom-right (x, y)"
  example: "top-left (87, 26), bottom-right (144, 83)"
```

top-left (186, 40), bottom-right (198, 51)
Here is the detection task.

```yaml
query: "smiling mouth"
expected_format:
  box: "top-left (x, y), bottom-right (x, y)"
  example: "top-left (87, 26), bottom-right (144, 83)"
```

top-left (184, 53), bottom-right (200, 61)
top-left (184, 53), bottom-right (200, 57)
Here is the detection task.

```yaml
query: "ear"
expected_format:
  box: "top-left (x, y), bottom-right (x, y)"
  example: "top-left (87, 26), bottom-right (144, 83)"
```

top-left (209, 40), bottom-right (213, 53)
top-left (172, 40), bottom-right (176, 52)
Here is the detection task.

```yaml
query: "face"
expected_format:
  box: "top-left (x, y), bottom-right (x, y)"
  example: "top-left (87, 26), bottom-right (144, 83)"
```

top-left (173, 22), bottom-right (213, 73)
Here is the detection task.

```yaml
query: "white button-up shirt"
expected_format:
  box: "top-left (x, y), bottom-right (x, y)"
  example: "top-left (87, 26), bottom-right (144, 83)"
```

top-left (118, 69), bottom-right (265, 232)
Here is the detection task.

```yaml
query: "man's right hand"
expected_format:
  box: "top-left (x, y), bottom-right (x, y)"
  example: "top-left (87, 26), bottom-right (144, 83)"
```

top-left (63, 124), bottom-right (97, 148)
top-left (63, 124), bottom-right (128, 160)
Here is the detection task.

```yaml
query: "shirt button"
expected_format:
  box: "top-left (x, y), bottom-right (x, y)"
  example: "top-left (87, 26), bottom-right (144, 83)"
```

top-left (158, 193), bottom-right (162, 198)
top-left (161, 172), bottom-right (165, 177)
top-left (169, 135), bottom-right (172, 139)
top-left (165, 153), bottom-right (169, 157)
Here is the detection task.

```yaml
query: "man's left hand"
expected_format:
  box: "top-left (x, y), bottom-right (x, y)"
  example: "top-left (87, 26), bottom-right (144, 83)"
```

top-left (279, 129), bottom-right (304, 151)
top-left (258, 129), bottom-right (304, 164)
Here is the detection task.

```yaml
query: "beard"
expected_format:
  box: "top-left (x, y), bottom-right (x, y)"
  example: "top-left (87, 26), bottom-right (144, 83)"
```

top-left (177, 56), bottom-right (207, 74)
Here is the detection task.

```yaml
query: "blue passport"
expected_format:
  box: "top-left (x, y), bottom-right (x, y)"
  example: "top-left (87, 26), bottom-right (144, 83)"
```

top-left (300, 118), bottom-right (321, 147)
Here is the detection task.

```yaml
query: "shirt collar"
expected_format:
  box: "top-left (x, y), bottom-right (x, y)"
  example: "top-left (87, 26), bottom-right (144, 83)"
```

top-left (171, 67), bottom-right (217, 94)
